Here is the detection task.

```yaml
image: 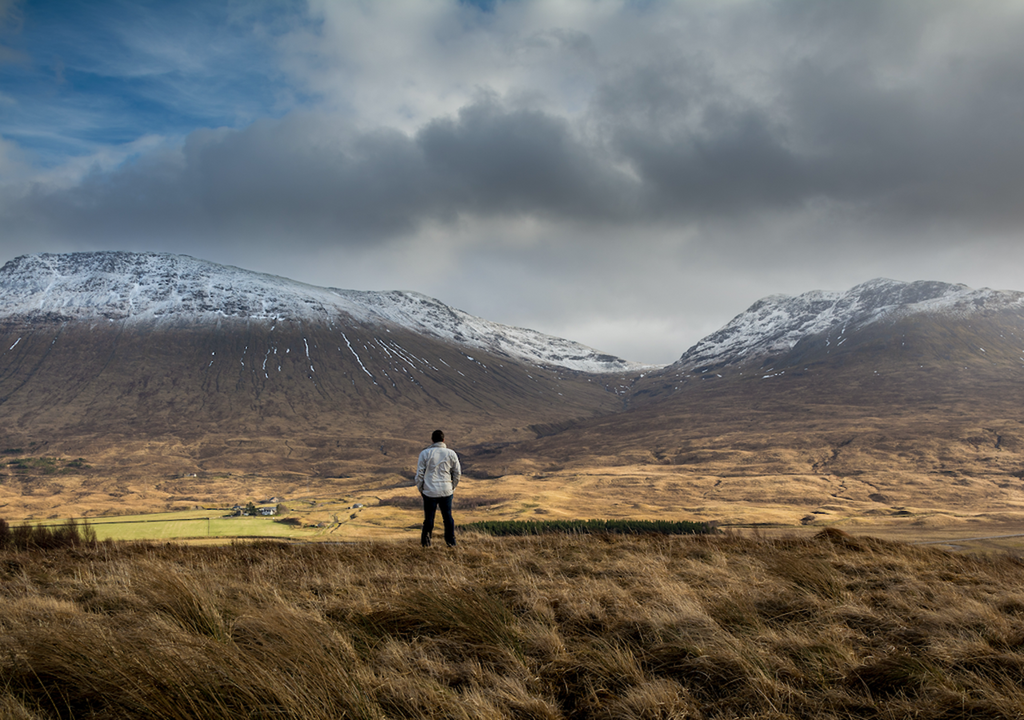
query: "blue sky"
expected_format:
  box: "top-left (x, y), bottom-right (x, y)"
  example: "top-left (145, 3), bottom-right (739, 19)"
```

top-left (1, 0), bottom-right (301, 163)
top-left (3, 0), bottom-right (1024, 364)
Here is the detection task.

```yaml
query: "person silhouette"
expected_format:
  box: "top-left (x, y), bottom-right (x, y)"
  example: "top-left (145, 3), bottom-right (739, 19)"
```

top-left (415, 429), bottom-right (461, 547)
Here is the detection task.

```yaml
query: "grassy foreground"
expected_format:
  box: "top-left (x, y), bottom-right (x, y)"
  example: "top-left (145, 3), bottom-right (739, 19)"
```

top-left (2, 531), bottom-right (1024, 719)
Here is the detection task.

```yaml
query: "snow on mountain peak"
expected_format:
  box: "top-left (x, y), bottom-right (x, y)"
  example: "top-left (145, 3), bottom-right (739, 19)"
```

top-left (0, 252), bottom-right (360, 322)
top-left (674, 278), bottom-right (1024, 372)
top-left (0, 252), bottom-right (644, 374)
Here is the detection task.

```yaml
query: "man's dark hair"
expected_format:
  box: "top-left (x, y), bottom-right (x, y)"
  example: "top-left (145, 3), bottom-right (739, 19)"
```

top-left (431, 429), bottom-right (445, 443)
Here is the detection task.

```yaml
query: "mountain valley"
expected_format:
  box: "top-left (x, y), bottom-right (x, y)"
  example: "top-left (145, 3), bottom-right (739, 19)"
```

top-left (2, 253), bottom-right (1023, 549)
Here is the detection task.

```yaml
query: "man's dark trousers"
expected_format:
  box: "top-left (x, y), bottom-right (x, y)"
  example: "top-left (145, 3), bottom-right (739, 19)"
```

top-left (421, 494), bottom-right (455, 547)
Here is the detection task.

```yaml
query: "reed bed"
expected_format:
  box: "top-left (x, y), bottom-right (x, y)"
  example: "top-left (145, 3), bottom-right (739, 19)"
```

top-left (2, 529), bottom-right (1024, 719)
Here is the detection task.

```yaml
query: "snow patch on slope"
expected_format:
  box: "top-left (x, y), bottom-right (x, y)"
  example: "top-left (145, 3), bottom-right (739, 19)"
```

top-left (334, 289), bottom-right (650, 374)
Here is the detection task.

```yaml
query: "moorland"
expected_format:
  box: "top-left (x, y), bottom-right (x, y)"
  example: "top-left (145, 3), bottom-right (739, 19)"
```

top-left (3, 529), bottom-right (1024, 719)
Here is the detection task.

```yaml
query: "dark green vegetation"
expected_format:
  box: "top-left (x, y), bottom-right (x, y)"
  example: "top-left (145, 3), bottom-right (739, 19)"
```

top-left (4, 456), bottom-right (89, 475)
top-left (377, 494), bottom-right (512, 511)
top-left (3, 531), bottom-right (1024, 719)
top-left (464, 518), bottom-right (715, 536)
top-left (0, 517), bottom-right (96, 550)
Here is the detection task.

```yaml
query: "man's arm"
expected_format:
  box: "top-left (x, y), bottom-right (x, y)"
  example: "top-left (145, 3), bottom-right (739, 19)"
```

top-left (415, 451), bottom-right (426, 493)
top-left (450, 451), bottom-right (461, 489)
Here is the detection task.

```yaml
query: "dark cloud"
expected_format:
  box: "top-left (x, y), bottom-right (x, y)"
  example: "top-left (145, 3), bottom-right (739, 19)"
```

top-left (587, 2), bottom-right (1024, 234)
top-left (5, 99), bottom-right (642, 247)
top-left (186, 117), bottom-right (434, 240)
top-left (19, 2), bottom-right (1024, 246)
top-left (417, 99), bottom-right (637, 221)
top-left (778, 50), bottom-right (1024, 228)
top-left (7, 116), bottom-right (430, 246)
top-left (7, 0), bottom-right (1024, 249)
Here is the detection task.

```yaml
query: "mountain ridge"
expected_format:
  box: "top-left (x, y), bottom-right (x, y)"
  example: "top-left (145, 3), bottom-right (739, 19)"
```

top-left (0, 252), bottom-right (647, 374)
top-left (6, 252), bottom-right (1022, 379)
top-left (671, 278), bottom-right (1024, 374)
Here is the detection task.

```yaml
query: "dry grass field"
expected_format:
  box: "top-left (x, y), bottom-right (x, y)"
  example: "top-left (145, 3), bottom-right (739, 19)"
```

top-left (4, 448), bottom-right (1024, 552)
top-left (3, 531), bottom-right (1024, 719)
top-left (6, 461), bottom-right (1024, 553)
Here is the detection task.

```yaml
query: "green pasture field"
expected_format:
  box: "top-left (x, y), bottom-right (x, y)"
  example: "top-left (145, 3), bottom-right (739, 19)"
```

top-left (22, 509), bottom-right (339, 542)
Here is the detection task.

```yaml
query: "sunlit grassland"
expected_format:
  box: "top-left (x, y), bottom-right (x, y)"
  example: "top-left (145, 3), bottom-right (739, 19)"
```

top-left (12, 465), bottom-right (1024, 553)
top-left (18, 501), bottom-right (374, 543)
top-left (7, 455), bottom-right (1024, 550)
top-left (84, 515), bottom-right (299, 542)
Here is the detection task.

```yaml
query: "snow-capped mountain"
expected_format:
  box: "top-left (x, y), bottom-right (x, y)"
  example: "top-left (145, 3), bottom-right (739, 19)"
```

top-left (673, 278), bottom-right (1024, 373)
top-left (0, 251), bottom-right (637, 458)
top-left (0, 252), bottom-right (642, 374)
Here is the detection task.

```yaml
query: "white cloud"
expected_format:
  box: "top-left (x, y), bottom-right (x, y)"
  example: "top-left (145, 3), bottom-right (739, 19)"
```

top-left (285, 0), bottom-right (646, 130)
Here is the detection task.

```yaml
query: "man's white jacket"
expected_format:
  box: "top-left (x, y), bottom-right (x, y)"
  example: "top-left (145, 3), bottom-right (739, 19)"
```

top-left (416, 442), bottom-right (462, 498)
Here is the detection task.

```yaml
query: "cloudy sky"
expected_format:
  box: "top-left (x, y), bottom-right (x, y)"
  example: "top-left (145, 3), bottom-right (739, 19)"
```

top-left (2, 0), bottom-right (1023, 364)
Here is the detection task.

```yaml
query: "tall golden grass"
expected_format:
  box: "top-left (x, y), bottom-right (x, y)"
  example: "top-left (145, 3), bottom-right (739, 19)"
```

top-left (2, 530), bottom-right (1024, 719)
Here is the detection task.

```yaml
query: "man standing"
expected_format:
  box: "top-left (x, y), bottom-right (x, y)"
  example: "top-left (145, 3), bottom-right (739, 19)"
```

top-left (415, 429), bottom-right (462, 547)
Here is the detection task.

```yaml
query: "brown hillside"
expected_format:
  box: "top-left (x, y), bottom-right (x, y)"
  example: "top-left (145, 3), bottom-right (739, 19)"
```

top-left (0, 317), bottom-right (622, 441)
top-left (0, 316), bottom-right (628, 517)
top-left (460, 312), bottom-right (1024, 535)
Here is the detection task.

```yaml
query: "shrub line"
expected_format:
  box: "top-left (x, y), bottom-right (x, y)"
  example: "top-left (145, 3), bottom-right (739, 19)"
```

top-left (461, 518), bottom-right (717, 536)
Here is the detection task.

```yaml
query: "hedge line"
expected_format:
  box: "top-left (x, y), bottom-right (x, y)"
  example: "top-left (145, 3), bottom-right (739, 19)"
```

top-left (0, 518), bottom-right (98, 550)
top-left (462, 519), bottom-right (717, 536)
